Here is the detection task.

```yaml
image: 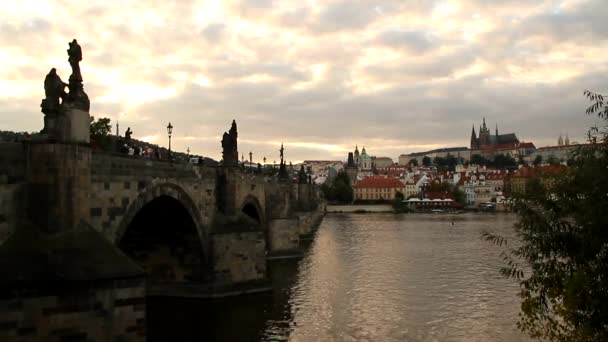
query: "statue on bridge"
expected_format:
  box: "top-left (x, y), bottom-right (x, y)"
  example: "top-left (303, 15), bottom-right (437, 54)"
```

top-left (67, 39), bottom-right (83, 82)
top-left (64, 39), bottom-right (90, 111)
top-left (221, 120), bottom-right (239, 166)
top-left (39, 39), bottom-right (90, 140)
top-left (41, 68), bottom-right (67, 113)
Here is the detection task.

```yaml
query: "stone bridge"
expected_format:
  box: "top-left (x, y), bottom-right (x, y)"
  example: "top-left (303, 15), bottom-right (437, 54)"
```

top-left (0, 138), bottom-right (323, 341)
top-left (0, 40), bottom-right (323, 341)
top-left (1, 141), bottom-right (322, 288)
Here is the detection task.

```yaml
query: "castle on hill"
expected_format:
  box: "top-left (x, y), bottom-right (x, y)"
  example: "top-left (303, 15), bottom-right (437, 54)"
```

top-left (470, 117), bottom-right (519, 150)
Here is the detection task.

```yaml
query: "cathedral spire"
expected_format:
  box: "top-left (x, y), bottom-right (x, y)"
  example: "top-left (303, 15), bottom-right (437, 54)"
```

top-left (470, 124), bottom-right (478, 150)
top-left (482, 117), bottom-right (487, 131)
top-left (495, 123), bottom-right (498, 136)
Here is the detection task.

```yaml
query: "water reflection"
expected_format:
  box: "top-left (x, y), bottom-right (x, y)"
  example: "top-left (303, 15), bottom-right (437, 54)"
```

top-left (149, 213), bottom-right (530, 342)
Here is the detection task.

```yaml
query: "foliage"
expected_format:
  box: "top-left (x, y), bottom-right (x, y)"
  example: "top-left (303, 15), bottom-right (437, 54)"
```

top-left (321, 171), bottom-right (353, 203)
top-left (409, 158), bottom-right (419, 167)
top-left (493, 153), bottom-right (518, 169)
top-left (433, 154), bottom-right (459, 171)
top-left (546, 154), bottom-right (560, 165)
top-left (391, 191), bottom-right (410, 212)
top-left (471, 153), bottom-right (517, 169)
top-left (0, 130), bottom-right (31, 142)
top-left (471, 154), bottom-right (489, 165)
top-left (533, 155), bottom-right (543, 166)
top-left (483, 91), bottom-right (608, 341)
top-left (89, 116), bottom-right (112, 151)
top-left (422, 156), bottom-right (431, 167)
top-left (453, 188), bottom-right (466, 206)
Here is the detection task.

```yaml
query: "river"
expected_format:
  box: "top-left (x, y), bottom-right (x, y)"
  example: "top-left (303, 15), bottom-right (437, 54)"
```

top-left (148, 213), bottom-right (530, 341)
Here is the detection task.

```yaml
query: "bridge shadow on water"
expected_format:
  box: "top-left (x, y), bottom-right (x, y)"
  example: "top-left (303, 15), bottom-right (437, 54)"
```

top-left (146, 258), bottom-right (301, 342)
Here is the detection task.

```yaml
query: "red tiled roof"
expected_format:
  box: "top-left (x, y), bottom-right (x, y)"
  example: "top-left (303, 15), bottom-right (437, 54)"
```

top-left (518, 142), bottom-right (536, 149)
top-left (514, 165), bottom-right (567, 178)
top-left (354, 177), bottom-right (405, 188)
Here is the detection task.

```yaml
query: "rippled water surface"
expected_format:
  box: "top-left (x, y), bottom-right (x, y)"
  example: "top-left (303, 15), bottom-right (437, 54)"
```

top-left (149, 213), bottom-right (530, 342)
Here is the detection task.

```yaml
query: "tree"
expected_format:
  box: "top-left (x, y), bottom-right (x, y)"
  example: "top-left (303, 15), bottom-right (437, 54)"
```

top-left (533, 155), bottom-right (543, 166)
top-left (433, 156), bottom-right (446, 169)
top-left (90, 116), bottom-right (112, 150)
top-left (453, 188), bottom-right (466, 206)
top-left (321, 171), bottom-right (353, 203)
top-left (422, 156), bottom-right (431, 167)
top-left (409, 159), bottom-right (418, 167)
top-left (493, 153), bottom-right (517, 169)
top-left (471, 154), bottom-right (488, 166)
top-left (546, 154), bottom-right (559, 165)
top-left (445, 154), bottom-right (459, 171)
top-left (483, 91), bottom-right (608, 341)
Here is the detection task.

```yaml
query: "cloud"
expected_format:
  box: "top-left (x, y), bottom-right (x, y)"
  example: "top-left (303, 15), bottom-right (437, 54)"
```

top-left (0, 0), bottom-right (606, 162)
top-left (374, 30), bottom-right (437, 53)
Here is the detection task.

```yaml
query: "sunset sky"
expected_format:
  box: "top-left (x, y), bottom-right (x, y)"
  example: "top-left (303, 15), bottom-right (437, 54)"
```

top-left (1, 0), bottom-right (606, 162)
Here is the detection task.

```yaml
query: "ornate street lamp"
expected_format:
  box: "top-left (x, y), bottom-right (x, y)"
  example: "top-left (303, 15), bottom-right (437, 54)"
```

top-left (167, 122), bottom-right (173, 162)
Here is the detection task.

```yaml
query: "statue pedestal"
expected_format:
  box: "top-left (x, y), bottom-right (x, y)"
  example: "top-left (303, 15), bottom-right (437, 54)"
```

top-left (41, 107), bottom-right (90, 143)
top-left (61, 107), bottom-right (90, 143)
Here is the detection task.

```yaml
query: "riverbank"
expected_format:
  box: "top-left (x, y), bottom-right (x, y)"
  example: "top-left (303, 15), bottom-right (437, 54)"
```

top-left (326, 204), bottom-right (394, 213)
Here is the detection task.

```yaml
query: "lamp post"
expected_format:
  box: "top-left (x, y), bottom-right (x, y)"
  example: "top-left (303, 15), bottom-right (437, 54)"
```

top-left (166, 122), bottom-right (173, 163)
top-left (186, 147), bottom-right (190, 157)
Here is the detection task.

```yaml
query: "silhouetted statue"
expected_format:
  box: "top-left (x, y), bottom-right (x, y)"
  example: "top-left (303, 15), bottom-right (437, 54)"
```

top-left (221, 120), bottom-right (238, 166)
top-left (65, 39), bottom-right (90, 111)
top-left (42, 68), bottom-right (67, 111)
top-left (67, 39), bottom-right (82, 81)
top-left (125, 127), bottom-right (132, 141)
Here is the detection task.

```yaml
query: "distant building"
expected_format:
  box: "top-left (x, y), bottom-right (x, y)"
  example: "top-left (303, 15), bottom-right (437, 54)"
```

top-left (372, 156), bottom-right (394, 168)
top-left (398, 147), bottom-right (471, 166)
top-left (470, 118), bottom-right (535, 160)
top-left (353, 177), bottom-right (406, 201)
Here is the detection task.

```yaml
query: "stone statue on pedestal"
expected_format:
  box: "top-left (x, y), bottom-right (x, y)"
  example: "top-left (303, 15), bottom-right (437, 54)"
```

top-left (65, 39), bottom-right (89, 111)
top-left (39, 39), bottom-right (91, 141)
top-left (67, 39), bottom-right (83, 81)
top-left (40, 68), bottom-right (68, 133)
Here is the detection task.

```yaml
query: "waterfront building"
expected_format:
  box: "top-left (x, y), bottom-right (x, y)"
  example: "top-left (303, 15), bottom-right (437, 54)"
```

top-left (353, 177), bottom-right (406, 201)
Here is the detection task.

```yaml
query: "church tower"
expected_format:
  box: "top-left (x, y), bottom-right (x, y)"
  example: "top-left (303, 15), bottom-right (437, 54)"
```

top-left (478, 117), bottom-right (491, 147)
top-left (558, 134), bottom-right (564, 146)
top-left (354, 145), bottom-right (360, 167)
top-left (470, 125), bottom-right (479, 150)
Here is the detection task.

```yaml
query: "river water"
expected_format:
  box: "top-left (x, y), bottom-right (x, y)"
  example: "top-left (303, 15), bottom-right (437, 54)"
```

top-left (148, 213), bottom-right (530, 341)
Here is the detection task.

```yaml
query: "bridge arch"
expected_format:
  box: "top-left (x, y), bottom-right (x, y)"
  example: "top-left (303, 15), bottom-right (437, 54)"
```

top-left (240, 195), bottom-right (266, 230)
top-left (115, 183), bottom-right (209, 283)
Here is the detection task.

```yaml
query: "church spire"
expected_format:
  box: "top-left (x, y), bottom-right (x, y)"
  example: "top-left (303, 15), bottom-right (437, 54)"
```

top-left (482, 117), bottom-right (487, 131)
top-left (470, 124), bottom-right (479, 150)
top-left (495, 123), bottom-right (498, 136)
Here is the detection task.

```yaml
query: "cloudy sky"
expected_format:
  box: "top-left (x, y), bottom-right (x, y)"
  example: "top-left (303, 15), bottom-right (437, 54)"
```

top-left (1, 0), bottom-right (606, 162)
